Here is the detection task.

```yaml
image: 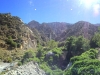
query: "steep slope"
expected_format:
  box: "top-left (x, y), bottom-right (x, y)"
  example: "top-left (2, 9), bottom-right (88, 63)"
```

top-left (56, 21), bottom-right (98, 41)
top-left (29, 27), bottom-right (48, 46)
top-left (0, 13), bottom-right (37, 50)
top-left (0, 13), bottom-right (38, 63)
top-left (46, 22), bottom-right (72, 37)
top-left (27, 21), bottom-right (72, 41)
top-left (28, 20), bottom-right (99, 42)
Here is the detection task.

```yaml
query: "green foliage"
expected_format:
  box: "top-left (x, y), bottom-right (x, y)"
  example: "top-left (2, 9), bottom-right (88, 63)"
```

top-left (24, 50), bottom-right (34, 58)
top-left (11, 41), bottom-right (17, 48)
top-left (71, 49), bottom-right (98, 63)
top-left (65, 36), bottom-right (90, 56)
top-left (65, 36), bottom-right (76, 51)
top-left (40, 63), bottom-right (51, 72)
top-left (6, 36), bottom-right (17, 48)
top-left (47, 40), bottom-right (58, 49)
top-left (3, 57), bottom-right (12, 63)
top-left (8, 36), bottom-right (12, 39)
top-left (52, 47), bottom-right (62, 55)
top-left (36, 45), bottom-right (45, 59)
top-left (51, 69), bottom-right (64, 75)
top-left (33, 57), bottom-right (40, 63)
top-left (21, 50), bottom-right (34, 63)
top-left (35, 43), bottom-right (63, 74)
top-left (17, 62), bottom-right (22, 66)
top-left (40, 63), bottom-right (63, 75)
top-left (90, 32), bottom-right (100, 48)
top-left (0, 13), bottom-right (23, 39)
top-left (64, 49), bottom-right (100, 75)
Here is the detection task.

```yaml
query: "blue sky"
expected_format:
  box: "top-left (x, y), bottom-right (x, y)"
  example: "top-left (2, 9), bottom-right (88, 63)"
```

top-left (0, 0), bottom-right (100, 24)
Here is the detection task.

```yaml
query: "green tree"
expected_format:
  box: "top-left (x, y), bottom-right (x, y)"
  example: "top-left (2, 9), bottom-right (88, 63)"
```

top-left (23, 50), bottom-right (34, 59)
top-left (36, 45), bottom-right (44, 58)
top-left (90, 33), bottom-right (100, 48)
top-left (65, 36), bottom-right (90, 56)
top-left (65, 36), bottom-right (76, 52)
top-left (47, 40), bottom-right (58, 49)
top-left (75, 36), bottom-right (90, 55)
top-left (64, 49), bottom-right (100, 75)
top-left (22, 50), bottom-right (34, 63)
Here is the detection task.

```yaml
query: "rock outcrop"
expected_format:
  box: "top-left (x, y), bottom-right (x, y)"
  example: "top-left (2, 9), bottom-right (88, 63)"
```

top-left (4, 61), bottom-right (46, 75)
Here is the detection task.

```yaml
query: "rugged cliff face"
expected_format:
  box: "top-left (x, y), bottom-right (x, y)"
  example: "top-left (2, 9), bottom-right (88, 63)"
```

top-left (20, 26), bottom-right (37, 49)
top-left (4, 61), bottom-right (46, 75)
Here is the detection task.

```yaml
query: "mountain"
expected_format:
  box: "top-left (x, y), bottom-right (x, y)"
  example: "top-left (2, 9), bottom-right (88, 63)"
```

top-left (28, 20), bottom-right (99, 42)
top-left (43, 22), bottom-right (72, 37)
top-left (56, 21), bottom-right (98, 41)
top-left (27, 20), bottom-right (51, 45)
top-left (0, 13), bottom-right (37, 50)
top-left (27, 20), bottom-right (72, 42)
top-left (94, 23), bottom-right (100, 26)
top-left (0, 13), bottom-right (38, 63)
top-left (1, 14), bottom-right (97, 46)
top-left (1, 13), bottom-right (100, 75)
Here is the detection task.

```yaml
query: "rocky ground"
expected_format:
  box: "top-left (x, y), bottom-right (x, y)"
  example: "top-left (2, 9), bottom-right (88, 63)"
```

top-left (0, 62), bottom-right (10, 73)
top-left (3, 61), bottom-right (46, 75)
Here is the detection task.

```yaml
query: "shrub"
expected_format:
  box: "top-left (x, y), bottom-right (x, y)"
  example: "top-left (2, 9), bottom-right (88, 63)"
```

top-left (17, 62), bottom-right (22, 66)
top-left (3, 57), bottom-right (12, 63)
top-left (6, 36), bottom-right (17, 48)
top-left (65, 49), bottom-right (100, 75)
top-left (11, 41), bottom-right (17, 48)
top-left (21, 50), bottom-right (34, 64)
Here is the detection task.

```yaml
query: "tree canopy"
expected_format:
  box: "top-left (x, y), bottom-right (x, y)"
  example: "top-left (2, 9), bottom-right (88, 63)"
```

top-left (90, 33), bottom-right (100, 48)
top-left (65, 36), bottom-right (90, 56)
top-left (65, 49), bottom-right (100, 75)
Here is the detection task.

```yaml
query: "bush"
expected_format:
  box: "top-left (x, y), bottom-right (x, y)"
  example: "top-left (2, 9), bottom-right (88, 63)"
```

top-left (17, 62), bottom-right (22, 66)
top-left (21, 50), bottom-right (34, 64)
top-left (11, 41), bottom-right (17, 48)
top-left (65, 49), bottom-right (100, 75)
top-left (6, 36), bottom-right (17, 48)
top-left (90, 33), bottom-right (100, 48)
top-left (65, 36), bottom-right (90, 56)
top-left (3, 57), bottom-right (12, 63)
